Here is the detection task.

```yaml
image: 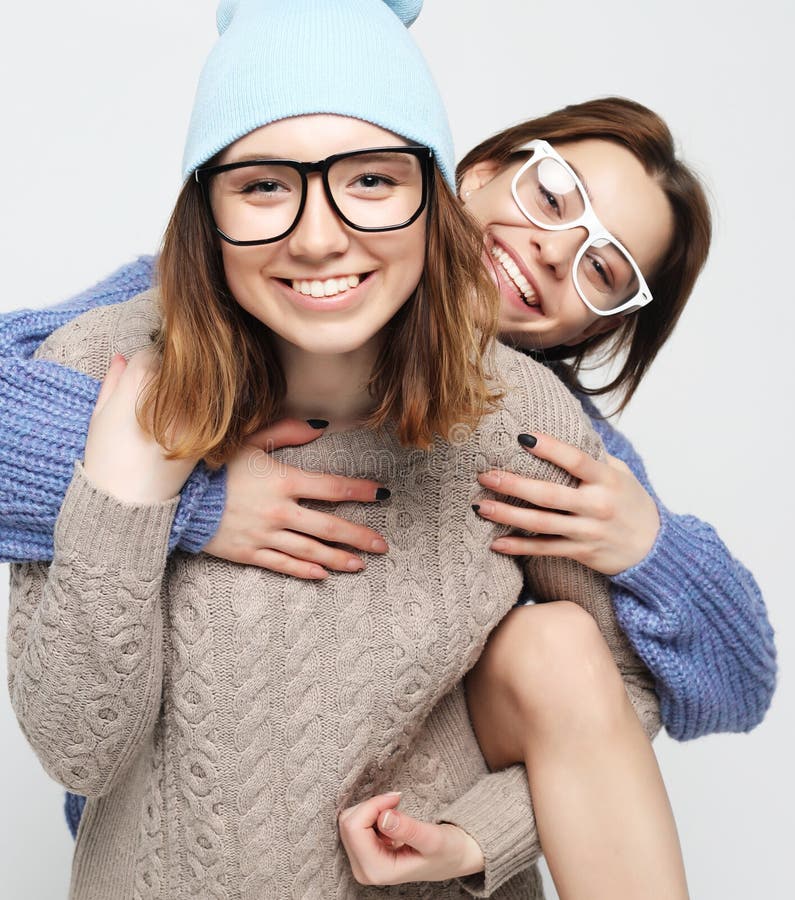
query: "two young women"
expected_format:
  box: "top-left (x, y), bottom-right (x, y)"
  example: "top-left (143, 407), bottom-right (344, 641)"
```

top-left (3, 0), bottom-right (775, 897)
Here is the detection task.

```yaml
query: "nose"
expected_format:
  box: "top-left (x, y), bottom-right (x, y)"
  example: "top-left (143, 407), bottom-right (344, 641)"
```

top-left (287, 175), bottom-right (350, 259)
top-left (531, 225), bottom-right (587, 280)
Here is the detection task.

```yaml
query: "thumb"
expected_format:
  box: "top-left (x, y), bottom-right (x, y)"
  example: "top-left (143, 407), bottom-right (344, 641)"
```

top-left (245, 417), bottom-right (328, 453)
top-left (376, 808), bottom-right (441, 855)
top-left (94, 353), bottom-right (128, 416)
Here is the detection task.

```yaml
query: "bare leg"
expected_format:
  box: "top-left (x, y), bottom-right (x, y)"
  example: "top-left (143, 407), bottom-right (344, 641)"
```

top-left (466, 602), bottom-right (688, 900)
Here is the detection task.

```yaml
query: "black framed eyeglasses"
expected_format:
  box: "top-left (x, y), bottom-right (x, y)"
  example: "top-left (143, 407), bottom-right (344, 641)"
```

top-left (194, 145), bottom-right (433, 246)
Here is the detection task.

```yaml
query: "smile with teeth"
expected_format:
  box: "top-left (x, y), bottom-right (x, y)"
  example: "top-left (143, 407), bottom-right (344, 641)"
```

top-left (489, 245), bottom-right (538, 306)
top-left (290, 274), bottom-right (362, 298)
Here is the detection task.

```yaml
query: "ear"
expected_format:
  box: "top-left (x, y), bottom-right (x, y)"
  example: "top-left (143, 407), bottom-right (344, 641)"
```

top-left (459, 159), bottom-right (502, 200)
top-left (560, 314), bottom-right (624, 346)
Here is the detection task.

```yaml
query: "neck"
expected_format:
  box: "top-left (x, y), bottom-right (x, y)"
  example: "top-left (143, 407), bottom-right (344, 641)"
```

top-left (276, 337), bottom-right (381, 432)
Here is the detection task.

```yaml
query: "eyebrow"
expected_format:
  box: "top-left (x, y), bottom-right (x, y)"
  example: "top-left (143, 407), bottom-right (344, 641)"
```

top-left (223, 153), bottom-right (294, 163)
top-left (223, 150), bottom-right (416, 166)
top-left (565, 158), bottom-right (630, 252)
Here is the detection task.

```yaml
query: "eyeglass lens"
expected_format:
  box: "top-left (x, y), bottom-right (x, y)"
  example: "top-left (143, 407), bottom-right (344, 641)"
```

top-left (208, 151), bottom-right (425, 243)
top-left (514, 155), bottom-right (640, 311)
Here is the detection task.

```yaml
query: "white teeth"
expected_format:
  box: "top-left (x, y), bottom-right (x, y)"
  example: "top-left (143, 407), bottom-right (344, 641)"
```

top-left (290, 274), bottom-right (362, 297)
top-left (489, 245), bottom-right (537, 305)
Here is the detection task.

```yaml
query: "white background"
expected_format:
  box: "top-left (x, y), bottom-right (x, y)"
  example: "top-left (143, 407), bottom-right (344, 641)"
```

top-left (1, 1), bottom-right (792, 897)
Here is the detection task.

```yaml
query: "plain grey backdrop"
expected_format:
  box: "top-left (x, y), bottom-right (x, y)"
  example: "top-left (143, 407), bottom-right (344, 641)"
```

top-left (1, 1), bottom-right (792, 897)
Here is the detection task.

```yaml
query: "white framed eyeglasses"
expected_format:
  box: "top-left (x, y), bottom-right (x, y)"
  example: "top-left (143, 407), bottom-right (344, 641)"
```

top-left (511, 140), bottom-right (653, 316)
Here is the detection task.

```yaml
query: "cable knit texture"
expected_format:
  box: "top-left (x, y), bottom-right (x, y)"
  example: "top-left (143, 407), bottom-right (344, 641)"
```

top-left (8, 293), bottom-right (659, 899)
top-left (0, 256), bottom-right (225, 563)
top-left (1, 260), bottom-right (776, 855)
top-left (0, 260), bottom-right (776, 845)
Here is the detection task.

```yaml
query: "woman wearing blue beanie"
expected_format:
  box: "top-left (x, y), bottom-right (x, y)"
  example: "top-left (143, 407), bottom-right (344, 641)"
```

top-left (5, 0), bottom-right (771, 897)
top-left (7, 1), bottom-right (685, 897)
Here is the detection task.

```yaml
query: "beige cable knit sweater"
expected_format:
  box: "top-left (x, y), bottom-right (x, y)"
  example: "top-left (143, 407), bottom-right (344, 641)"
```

top-left (7, 293), bottom-right (659, 899)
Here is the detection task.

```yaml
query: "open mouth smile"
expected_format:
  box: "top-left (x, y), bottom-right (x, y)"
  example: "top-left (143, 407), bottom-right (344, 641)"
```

top-left (489, 244), bottom-right (539, 308)
top-left (286, 273), bottom-right (366, 298)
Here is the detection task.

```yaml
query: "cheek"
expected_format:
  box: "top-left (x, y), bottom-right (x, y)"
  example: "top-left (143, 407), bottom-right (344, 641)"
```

top-left (464, 188), bottom-right (500, 229)
top-left (219, 244), bottom-right (245, 292)
top-left (381, 223), bottom-right (426, 291)
top-left (220, 244), bottom-right (274, 297)
top-left (405, 234), bottom-right (426, 286)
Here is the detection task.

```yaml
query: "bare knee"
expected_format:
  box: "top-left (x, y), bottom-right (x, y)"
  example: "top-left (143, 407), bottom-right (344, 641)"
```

top-left (467, 602), bottom-right (631, 765)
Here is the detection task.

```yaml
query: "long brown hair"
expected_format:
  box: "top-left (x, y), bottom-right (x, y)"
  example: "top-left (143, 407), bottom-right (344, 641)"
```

top-left (457, 96), bottom-right (712, 412)
top-left (139, 165), bottom-right (500, 467)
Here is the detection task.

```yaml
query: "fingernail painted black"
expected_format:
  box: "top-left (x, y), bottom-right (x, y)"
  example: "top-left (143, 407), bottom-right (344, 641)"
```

top-left (306, 419), bottom-right (329, 429)
top-left (518, 433), bottom-right (537, 448)
top-left (376, 488), bottom-right (391, 501)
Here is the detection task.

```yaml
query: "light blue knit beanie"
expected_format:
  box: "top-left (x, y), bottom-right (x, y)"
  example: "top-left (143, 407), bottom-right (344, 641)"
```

top-left (182, 0), bottom-right (455, 186)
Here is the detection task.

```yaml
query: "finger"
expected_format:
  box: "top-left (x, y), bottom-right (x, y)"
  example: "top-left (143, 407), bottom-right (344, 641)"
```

top-left (93, 354), bottom-right (127, 415)
top-left (380, 837), bottom-right (405, 850)
top-left (273, 505), bottom-right (389, 555)
top-left (376, 808), bottom-right (443, 857)
top-left (339, 797), bottom-right (412, 887)
top-left (491, 535), bottom-right (579, 559)
top-left (262, 532), bottom-right (370, 573)
top-left (287, 469), bottom-right (389, 505)
top-left (478, 469), bottom-right (579, 513)
top-left (604, 452), bottom-right (631, 475)
top-left (339, 792), bottom-right (402, 829)
top-left (473, 499), bottom-right (582, 539)
top-left (518, 432), bottom-right (604, 483)
top-left (245, 418), bottom-right (328, 452)
top-left (246, 547), bottom-right (328, 580)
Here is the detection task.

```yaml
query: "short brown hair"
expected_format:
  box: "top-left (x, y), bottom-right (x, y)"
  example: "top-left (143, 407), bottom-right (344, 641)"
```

top-left (139, 166), bottom-right (500, 467)
top-left (457, 96), bottom-right (712, 412)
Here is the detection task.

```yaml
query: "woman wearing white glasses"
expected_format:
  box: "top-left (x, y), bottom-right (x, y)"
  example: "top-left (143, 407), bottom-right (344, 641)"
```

top-left (337, 96), bottom-right (774, 895)
top-left (1, 30), bottom-right (773, 900)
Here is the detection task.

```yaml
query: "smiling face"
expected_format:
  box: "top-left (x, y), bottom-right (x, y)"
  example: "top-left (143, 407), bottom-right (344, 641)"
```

top-left (461, 138), bottom-right (674, 350)
top-left (216, 115), bottom-right (428, 359)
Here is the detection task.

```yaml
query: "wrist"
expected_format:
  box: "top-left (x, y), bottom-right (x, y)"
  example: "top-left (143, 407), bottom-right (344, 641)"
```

top-left (443, 824), bottom-right (484, 877)
top-left (82, 456), bottom-right (185, 504)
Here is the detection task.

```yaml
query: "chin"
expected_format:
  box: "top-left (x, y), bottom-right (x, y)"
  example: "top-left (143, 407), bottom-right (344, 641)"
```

top-left (497, 325), bottom-right (543, 352)
top-left (287, 330), bottom-right (376, 357)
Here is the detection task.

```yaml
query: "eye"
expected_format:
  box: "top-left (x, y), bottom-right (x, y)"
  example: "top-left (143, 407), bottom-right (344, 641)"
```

top-left (352, 173), bottom-right (396, 191)
top-left (242, 180), bottom-right (287, 195)
top-left (586, 252), bottom-right (612, 289)
top-left (538, 186), bottom-right (562, 218)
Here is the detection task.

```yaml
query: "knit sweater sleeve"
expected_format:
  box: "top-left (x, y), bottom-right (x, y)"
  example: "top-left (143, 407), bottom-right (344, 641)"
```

top-left (582, 395), bottom-right (777, 740)
top-left (7, 462), bottom-right (177, 797)
top-left (0, 258), bottom-right (225, 562)
top-left (6, 292), bottom-right (183, 796)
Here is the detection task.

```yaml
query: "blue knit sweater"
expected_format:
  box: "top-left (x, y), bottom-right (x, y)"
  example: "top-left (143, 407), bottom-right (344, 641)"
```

top-left (0, 258), bottom-right (776, 842)
top-left (0, 258), bottom-right (226, 560)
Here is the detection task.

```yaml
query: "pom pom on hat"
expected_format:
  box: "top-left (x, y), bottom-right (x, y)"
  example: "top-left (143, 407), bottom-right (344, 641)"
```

top-left (381, 0), bottom-right (424, 26)
top-left (217, 0), bottom-right (423, 33)
top-left (184, 0), bottom-right (454, 185)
